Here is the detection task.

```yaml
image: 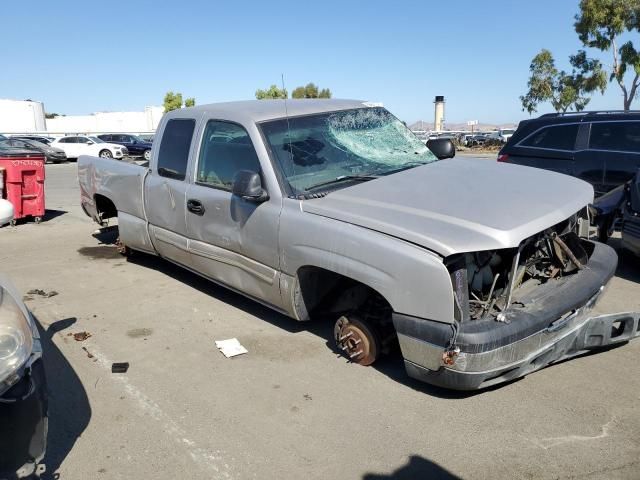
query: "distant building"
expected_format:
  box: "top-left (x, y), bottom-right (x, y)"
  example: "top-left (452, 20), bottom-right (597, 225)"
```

top-left (0, 99), bottom-right (47, 133)
top-left (46, 106), bottom-right (164, 134)
top-left (0, 98), bottom-right (163, 134)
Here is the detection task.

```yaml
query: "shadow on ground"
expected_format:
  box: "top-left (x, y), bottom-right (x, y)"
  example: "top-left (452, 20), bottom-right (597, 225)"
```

top-left (36, 315), bottom-right (91, 479)
top-left (43, 210), bottom-right (67, 222)
top-left (362, 455), bottom-right (462, 480)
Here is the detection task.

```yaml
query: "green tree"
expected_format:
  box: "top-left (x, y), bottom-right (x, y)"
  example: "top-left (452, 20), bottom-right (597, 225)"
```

top-left (184, 97), bottom-right (196, 108)
top-left (255, 85), bottom-right (288, 99)
top-left (163, 91), bottom-right (183, 112)
top-left (291, 83), bottom-right (332, 99)
top-left (520, 49), bottom-right (606, 113)
top-left (575, 0), bottom-right (640, 109)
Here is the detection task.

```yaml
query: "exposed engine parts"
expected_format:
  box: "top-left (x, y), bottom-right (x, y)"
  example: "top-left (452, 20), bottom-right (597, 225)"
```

top-left (448, 215), bottom-right (591, 322)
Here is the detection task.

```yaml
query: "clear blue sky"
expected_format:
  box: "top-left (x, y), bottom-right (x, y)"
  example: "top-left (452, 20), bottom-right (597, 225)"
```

top-left (0, 0), bottom-right (633, 124)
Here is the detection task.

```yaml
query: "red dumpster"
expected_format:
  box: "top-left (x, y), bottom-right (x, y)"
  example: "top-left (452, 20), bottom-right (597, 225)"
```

top-left (0, 146), bottom-right (46, 225)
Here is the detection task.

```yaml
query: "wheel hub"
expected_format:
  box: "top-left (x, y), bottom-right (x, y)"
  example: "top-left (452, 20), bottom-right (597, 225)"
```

top-left (334, 316), bottom-right (379, 366)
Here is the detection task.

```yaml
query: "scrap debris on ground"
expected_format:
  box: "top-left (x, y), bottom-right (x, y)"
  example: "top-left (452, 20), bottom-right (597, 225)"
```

top-left (68, 331), bottom-right (92, 341)
top-left (23, 288), bottom-right (59, 301)
top-left (111, 362), bottom-right (129, 373)
top-left (215, 338), bottom-right (248, 358)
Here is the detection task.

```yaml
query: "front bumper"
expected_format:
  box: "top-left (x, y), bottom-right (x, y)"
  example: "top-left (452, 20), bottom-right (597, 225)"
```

top-left (393, 241), bottom-right (640, 390)
top-left (0, 359), bottom-right (48, 478)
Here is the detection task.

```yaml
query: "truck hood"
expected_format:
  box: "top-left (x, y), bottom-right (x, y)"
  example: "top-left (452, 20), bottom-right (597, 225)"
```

top-left (302, 159), bottom-right (594, 256)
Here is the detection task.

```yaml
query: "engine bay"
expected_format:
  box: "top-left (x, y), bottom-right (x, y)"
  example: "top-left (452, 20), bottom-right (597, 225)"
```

top-left (447, 213), bottom-right (592, 321)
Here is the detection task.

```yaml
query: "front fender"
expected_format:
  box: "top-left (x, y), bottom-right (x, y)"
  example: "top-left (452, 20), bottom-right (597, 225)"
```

top-left (279, 201), bottom-right (455, 323)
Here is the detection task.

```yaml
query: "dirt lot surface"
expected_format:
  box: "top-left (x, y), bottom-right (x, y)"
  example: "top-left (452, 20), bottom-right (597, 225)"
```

top-left (2, 162), bottom-right (639, 479)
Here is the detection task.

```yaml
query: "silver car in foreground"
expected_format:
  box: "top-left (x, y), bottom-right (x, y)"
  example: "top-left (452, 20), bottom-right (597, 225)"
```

top-left (78, 100), bottom-right (639, 390)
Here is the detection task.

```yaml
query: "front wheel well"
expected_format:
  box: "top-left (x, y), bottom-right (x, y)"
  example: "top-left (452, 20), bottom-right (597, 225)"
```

top-left (294, 266), bottom-right (392, 321)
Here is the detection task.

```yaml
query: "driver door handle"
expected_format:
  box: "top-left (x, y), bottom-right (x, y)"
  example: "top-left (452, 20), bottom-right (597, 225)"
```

top-left (187, 199), bottom-right (205, 216)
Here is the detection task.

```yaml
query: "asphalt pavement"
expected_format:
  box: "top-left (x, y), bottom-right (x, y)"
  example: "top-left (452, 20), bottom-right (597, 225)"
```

top-left (1, 161), bottom-right (639, 479)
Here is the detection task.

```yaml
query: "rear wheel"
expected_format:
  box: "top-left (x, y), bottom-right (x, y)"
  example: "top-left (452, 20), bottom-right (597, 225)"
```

top-left (99, 149), bottom-right (113, 158)
top-left (143, 149), bottom-right (151, 161)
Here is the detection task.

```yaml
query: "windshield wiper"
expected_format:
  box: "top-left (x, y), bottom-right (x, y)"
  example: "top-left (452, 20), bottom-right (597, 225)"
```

top-left (305, 174), bottom-right (379, 192)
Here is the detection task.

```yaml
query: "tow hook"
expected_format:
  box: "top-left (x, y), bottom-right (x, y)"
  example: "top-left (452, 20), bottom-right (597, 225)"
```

top-left (442, 346), bottom-right (460, 366)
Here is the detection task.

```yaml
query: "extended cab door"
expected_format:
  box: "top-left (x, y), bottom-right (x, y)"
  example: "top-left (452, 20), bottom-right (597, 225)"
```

top-left (144, 117), bottom-right (197, 267)
top-left (184, 119), bottom-right (282, 307)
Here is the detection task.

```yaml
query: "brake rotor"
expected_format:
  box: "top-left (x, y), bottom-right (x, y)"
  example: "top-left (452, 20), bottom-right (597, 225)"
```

top-left (334, 315), bottom-right (380, 366)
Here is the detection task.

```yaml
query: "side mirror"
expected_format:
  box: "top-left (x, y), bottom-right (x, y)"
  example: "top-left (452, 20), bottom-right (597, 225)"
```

top-left (85, 140), bottom-right (93, 145)
top-left (426, 138), bottom-right (456, 160)
top-left (232, 170), bottom-right (268, 203)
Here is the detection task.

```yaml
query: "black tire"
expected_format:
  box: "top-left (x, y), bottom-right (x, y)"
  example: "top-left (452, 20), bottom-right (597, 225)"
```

top-left (598, 215), bottom-right (615, 244)
top-left (99, 149), bottom-right (113, 159)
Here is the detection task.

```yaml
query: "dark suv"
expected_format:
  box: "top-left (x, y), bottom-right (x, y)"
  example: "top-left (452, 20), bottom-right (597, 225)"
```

top-left (498, 111), bottom-right (640, 196)
top-left (97, 134), bottom-right (152, 160)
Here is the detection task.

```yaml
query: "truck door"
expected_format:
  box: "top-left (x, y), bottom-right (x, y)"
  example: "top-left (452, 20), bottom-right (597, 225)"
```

top-left (144, 118), bottom-right (197, 268)
top-left (185, 120), bottom-right (282, 307)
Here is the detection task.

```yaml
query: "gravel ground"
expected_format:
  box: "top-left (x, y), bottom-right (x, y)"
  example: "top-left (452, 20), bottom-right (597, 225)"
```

top-left (1, 161), bottom-right (639, 479)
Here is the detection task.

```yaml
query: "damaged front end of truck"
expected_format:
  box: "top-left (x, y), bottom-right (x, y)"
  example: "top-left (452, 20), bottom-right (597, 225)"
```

top-left (395, 211), bottom-right (640, 390)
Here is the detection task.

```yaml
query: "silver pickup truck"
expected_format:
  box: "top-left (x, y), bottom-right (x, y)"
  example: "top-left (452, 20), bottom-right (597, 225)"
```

top-left (78, 99), bottom-right (639, 390)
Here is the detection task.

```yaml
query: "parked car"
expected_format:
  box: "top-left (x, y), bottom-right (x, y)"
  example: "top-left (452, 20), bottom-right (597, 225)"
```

top-left (78, 99), bottom-right (639, 390)
top-left (51, 135), bottom-right (128, 160)
top-left (11, 135), bottom-right (54, 145)
top-left (0, 274), bottom-right (48, 478)
top-left (498, 111), bottom-right (640, 197)
top-left (465, 134), bottom-right (487, 146)
top-left (592, 169), bottom-right (640, 253)
top-left (1, 137), bottom-right (67, 163)
top-left (0, 199), bottom-right (13, 226)
top-left (97, 134), bottom-right (152, 161)
top-left (497, 128), bottom-right (515, 143)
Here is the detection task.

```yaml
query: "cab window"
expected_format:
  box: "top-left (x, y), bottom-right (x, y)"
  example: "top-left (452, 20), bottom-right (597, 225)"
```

top-left (196, 121), bottom-right (261, 190)
top-left (157, 119), bottom-right (195, 180)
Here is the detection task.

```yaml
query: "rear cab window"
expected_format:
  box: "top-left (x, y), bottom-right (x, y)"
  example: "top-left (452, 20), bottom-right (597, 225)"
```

top-left (157, 119), bottom-right (196, 180)
top-left (520, 124), bottom-right (579, 151)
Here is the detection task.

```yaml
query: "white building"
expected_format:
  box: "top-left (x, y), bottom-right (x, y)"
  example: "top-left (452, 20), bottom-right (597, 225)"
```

top-left (46, 106), bottom-right (164, 134)
top-left (0, 99), bottom-right (47, 133)
top-left (0, 98), bottom-right (163, 135)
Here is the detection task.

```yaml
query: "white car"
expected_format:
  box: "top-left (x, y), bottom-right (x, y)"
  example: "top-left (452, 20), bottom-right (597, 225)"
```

top-left (0, 199), bottom-right (13, 226)
top-left (51, 135), bottom-right (128, 160)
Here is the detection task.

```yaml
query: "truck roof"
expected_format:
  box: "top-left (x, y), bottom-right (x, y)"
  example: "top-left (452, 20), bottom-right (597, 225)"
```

top-left (165, 99), bottom-right (370, 123)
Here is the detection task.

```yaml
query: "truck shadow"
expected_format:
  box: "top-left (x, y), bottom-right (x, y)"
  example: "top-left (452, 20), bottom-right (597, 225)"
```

top-left (34, 315), bottom-right (91, 479)
top-left (126, 252), bottom-right (494, 399)
top-left (362, 455), bottom-right (462, 480)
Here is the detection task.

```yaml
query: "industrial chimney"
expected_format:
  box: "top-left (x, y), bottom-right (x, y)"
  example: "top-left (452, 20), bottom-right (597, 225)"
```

top-left (433, 95), bottom-right (445, 132)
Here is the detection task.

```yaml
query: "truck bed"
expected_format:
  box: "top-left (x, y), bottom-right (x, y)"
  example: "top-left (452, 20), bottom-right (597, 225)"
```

top-left (78, 155), bottom-right (147, 223)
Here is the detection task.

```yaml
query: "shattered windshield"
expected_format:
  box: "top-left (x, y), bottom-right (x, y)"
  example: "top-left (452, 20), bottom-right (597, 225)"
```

top-left (261, 107), bottom-right (437, 194)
